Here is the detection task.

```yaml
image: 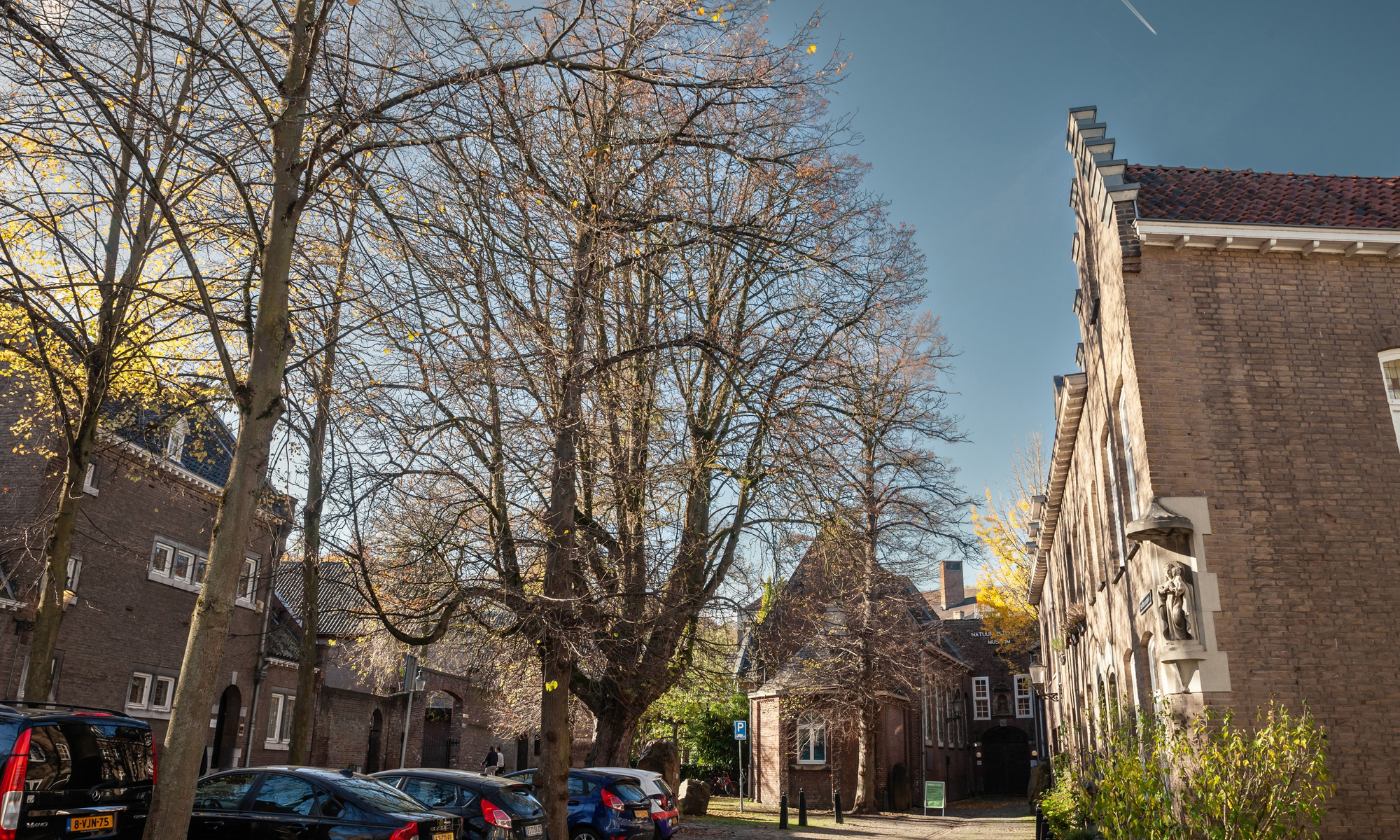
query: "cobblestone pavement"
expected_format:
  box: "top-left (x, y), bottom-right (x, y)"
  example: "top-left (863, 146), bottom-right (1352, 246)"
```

top-left (686, 797), bottom-right (1035, 840)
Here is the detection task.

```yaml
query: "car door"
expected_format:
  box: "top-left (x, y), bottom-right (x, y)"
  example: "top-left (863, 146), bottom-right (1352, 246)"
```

top-left (566, 775), bottom-right (594, 830)
top-left (246, 772), bottom-right (335, 840)
top-left (191, 771), bottom-right (260, 839)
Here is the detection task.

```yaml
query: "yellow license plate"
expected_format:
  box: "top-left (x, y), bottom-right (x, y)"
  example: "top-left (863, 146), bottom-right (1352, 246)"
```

top-left (634, 809), bottom-right (649, 820)
top-left (68, 814), bottom-right (115, 832)
top-left (433, 833), bottom-right (453, 840)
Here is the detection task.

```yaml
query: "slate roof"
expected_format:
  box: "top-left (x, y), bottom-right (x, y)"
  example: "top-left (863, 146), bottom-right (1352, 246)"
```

top-left (273, 560), bottom-right (368, 637)
top-left (111, 403), bottom-right (236, 485)
top-left (1127, 165), bottom-right (1400, 230)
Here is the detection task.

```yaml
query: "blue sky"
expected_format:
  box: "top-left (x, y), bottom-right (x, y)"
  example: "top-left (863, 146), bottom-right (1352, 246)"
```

top-left (761, 0), bottom-right (1400, 520)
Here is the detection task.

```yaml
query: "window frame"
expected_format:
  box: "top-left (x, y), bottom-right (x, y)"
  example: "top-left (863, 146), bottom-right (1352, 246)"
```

top-left (266, 692), bottom-right (295, 749)
top-left (1379, 349), bottom-right (1400, 449)
top-left (1117, 390), bottom-right (1140, 520)
top-left (126, 672), bottom-right (152, 710)
top-left (149, 537), bottom-right (259, 609)
top-left (1014, 674), bottom-right (1033, 719)
top-left (81, 462), bottom-right (99, 496)
top-left (796, 719), bottom-right (827, 765)
top-left (165, 417), bottom-right (188, 462)
top-left (65, 555), bottom-right (81, 593)
top-left (972, 676), bottom-right (991, 721)
top-left (150, 676), bottom-right (176, 713)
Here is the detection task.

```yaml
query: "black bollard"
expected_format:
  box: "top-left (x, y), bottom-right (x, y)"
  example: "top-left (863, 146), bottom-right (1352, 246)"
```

top-left (798, 788), bottom-right (807, 826)
top-left (779, 792), bottom-right (789, 830)
top-left (833, 787), bottom-right (843, 824)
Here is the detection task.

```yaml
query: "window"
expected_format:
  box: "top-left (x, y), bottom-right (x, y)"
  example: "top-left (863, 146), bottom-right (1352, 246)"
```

top-left (165, 417), bottom-right (187, 462)
top-left (266, 692), bottom-right (295, 748)
top-left (1102, 432), bottom-right (1127, 566)
top-left (1380, 350), bottom-right (1400, 448)
top-left (251, 774), bottom-right (322, 816)
top-left (1117, 391), bottom-right (1139, 519)
top-left (239, 557), bottom-right (259, 603)
top-left (195, 773), bottom-right (256, 811)
top-left (972, 676), bottom-right (991, 720)
top-left (1015, 674), bottom-right (1033, 719)
top-left (151, 542), bottom-right (173, 576)
top-left (149, 538), bottom-right (258, 608)
top-left (65, 555), bottom-right (81, 593)
top-left (81, 462), bottom-right (99, 496)
top-left (150, 676), bottom-right (175, 712)
top-left (934, 686), bottom-right (944, 747)
top-left (127, 673), bottom-right (151, 709)
top-left (796, 719), bottom-right (826, 764)
top-left (402, 778), bottom-right (458, 809)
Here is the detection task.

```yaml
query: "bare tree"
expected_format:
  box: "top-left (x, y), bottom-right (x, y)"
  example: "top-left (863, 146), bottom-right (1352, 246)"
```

top-left (782, 301), bottom-right (971, 813)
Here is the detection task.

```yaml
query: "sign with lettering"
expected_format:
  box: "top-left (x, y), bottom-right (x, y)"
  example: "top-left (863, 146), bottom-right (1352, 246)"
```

top-left (733, 720), bottom-right (748, 741)
top-left (1139, 592), bottom-right (1153, 615)
top-left (924, 781), bottom-right (945, 814)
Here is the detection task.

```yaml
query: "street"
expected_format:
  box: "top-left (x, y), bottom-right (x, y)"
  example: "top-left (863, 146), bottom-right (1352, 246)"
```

top-left (689, 798), bottom-right (1035, 840)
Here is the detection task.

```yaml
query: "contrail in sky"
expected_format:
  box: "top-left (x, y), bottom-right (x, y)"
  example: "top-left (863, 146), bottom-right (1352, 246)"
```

top-left (1119, 0), bottom-right (1158, 34)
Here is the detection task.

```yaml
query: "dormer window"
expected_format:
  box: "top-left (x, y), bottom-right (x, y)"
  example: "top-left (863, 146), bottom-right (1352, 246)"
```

top-left (165, 417), bottom-right (188, 462)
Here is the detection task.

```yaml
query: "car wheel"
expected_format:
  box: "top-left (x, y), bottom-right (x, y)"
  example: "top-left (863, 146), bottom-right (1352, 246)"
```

top-left (570, 829), bottom-right (604, 840)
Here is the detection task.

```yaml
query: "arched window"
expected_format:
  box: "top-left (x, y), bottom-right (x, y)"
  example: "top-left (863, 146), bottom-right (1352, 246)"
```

top-left (165, 417), bottom-right (188, 462)
top-left (796, 717), bottom-right (826, 765)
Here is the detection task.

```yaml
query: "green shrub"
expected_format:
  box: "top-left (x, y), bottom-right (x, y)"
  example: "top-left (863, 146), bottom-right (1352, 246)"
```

top-left (1040, 759), bottom-right (1087, 837)
top-left (1078, 701), bottom-right (1332, 840)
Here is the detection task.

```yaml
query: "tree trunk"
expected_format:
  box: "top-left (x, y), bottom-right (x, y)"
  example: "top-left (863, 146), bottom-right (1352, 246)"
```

top-left (851, 701), bottom-right (879, 814)
top-left (535, 224), bottom-right (595, 840)
top-left (144, 3), bottom-right (315, 837)
top-left (23, 414), bottom-right (97, 702)
top-left (586, 702), bottom-right (637, 767)
top-left (289, 203), bottom-right (351, 765)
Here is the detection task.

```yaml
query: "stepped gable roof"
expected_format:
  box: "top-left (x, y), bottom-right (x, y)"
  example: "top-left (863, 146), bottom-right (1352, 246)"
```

top-left (273, 560), bottom-right (366, 637)
top-left (1127, 165), bottom-right (1400, 229)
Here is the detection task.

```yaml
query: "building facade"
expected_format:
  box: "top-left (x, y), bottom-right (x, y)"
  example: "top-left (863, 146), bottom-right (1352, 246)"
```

top-left (741, 550), bottom-right (1033, 809)
top-left (1030, 106), bottom-right (1400, 838)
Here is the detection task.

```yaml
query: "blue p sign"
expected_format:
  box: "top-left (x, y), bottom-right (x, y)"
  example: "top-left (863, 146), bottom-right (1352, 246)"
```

top-left (733, 720), bottom-right (748, 740)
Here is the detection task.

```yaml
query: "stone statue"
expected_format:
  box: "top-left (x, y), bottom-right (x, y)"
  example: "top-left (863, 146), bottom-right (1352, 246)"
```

top-left (1157, 561), bottom-right (1194, 641)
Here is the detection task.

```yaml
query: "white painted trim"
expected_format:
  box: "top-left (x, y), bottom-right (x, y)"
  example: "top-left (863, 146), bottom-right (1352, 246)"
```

top-left (972, 676), bottom-right (991, 721)
top-left (1137, 219), bottom-right (1400, 257)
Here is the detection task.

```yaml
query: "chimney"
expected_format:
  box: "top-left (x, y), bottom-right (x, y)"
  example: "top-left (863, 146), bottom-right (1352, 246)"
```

top-left (940, 560), bottom-right (965, 611)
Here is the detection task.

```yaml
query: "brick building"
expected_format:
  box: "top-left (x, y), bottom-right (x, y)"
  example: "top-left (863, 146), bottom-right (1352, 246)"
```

top-left (739, 544), bottom-right (1033, 810)
top-left (0, 378), bottom-right (525, 776)
top-left (1030, 106), bottom-right (1400, 838)
top-left (0, 384), bottom-right (295, 770)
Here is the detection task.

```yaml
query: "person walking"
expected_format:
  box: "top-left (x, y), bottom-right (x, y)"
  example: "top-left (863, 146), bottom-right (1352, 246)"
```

top-left (482, 745), bottom-right (502, 776)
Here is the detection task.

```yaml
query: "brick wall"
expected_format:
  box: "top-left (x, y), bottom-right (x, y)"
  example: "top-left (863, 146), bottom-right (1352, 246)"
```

top-left (1126, 247), bottom-right (1400, 838)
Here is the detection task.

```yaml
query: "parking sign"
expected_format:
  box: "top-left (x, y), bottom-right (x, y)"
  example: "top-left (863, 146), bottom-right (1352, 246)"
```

top-left (733, 720), bottom-right (748, 740)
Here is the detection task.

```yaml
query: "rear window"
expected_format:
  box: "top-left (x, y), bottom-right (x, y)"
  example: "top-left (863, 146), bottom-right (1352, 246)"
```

top-left (610, 782), bottom-right (646, 803)
top-left (656, 780), bottom-right (674, 799)
top-left (496, 785), bottom-right (543, 818)
top-left (26, 722), bottom-right (153, 790)
top-left (335, 776), bottom-right (430, 813)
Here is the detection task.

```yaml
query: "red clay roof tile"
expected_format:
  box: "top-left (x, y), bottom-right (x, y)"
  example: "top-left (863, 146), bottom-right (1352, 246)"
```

top-left (1127, 165), bottom-right (1400, 229)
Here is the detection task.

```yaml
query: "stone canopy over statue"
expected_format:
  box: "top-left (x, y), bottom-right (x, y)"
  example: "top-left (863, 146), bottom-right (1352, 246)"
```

top-left (1157, 561), bottom-right (1195, 641)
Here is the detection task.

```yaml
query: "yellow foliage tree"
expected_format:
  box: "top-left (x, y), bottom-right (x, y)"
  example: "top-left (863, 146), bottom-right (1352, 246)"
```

top-left (971, 437), bottom-right (1046, 666)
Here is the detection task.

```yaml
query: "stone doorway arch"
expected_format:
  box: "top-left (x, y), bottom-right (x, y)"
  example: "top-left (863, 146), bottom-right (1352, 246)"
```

top-left (211, 684), bottom-right (242, 771)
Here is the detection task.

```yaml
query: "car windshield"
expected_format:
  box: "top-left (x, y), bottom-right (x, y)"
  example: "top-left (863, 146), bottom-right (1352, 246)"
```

top-left (611, 782), bottom-right (647, 803)
top-left (495, 784), bottom-right (543, 818)
top-left (334, 776), bottom-right (431, 813)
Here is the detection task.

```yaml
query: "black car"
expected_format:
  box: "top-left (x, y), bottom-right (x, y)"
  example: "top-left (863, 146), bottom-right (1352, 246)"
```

top-left (0, 700), bottom-right (154, 839)
top-left (191, 766), bottom-right (461, 840)
top-left (373, 769), bottom-right (545, 840)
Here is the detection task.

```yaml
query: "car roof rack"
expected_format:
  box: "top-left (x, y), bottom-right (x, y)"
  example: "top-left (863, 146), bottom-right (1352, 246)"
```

top-left (0, 700), bottom-right (129, 717)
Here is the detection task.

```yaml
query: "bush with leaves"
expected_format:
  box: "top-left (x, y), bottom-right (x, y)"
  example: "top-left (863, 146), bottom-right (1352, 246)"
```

top-left (1075, 701), bottom-right (1332, 840)
top-left (1040, 754), bottom-right (1088, 837)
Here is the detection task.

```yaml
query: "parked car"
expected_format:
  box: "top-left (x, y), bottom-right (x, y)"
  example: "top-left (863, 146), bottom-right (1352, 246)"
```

top-left (584, 768), bottom-right (679, 839)
top-left (0, 700), bottom-right (154, 840)
top-left (372, 768), bottom-right (546, 840)
top-left (503, 768), bottom-right (651, 840)
top-left (191, 766), bottom-right (461, 840)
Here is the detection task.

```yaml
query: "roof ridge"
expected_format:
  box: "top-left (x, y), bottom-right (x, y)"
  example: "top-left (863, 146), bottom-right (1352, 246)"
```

top-left (1128, 163), bottom-right (1400, 182)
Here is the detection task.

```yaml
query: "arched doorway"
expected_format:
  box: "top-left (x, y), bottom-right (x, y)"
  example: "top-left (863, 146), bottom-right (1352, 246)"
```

top-left (365, 709), bottom-right (384, 773)
top-left (981, 725), bottom-right (1030, 795)
top-left (211, 685), bottom-right (241, 771)
top-left (420, 690), bottom-right (460, 768)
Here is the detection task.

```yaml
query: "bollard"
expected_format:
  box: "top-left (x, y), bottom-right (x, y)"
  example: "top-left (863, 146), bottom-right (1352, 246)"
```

top-left (798, 788), bottom-right (807, 826)
top-left (1036, 805), bottom-right (1046, 840)
top-left (779, 792), bottom-right (789, 830)
top-left (833, 787), bottom-right (843, 824)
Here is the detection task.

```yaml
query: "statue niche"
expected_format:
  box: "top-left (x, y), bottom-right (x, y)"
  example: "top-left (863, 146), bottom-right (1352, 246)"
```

top-left (1156, 561), bottom-right (1195, 642)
